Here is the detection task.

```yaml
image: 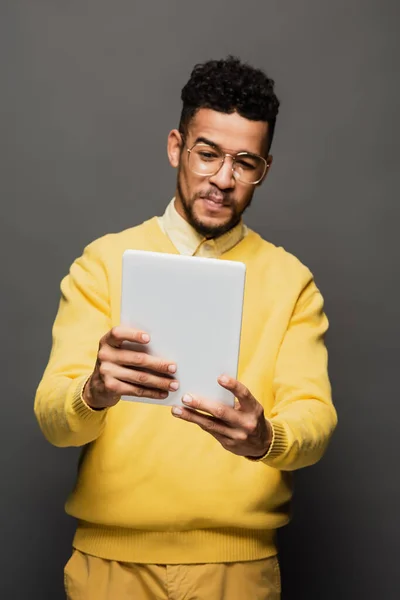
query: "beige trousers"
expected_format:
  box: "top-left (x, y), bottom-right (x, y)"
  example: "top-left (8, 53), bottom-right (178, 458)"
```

top-left (64, 549), bottom-right (281, 600)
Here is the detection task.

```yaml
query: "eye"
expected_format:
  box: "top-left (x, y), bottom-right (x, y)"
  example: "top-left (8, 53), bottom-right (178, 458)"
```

top-left (199, 151), bottom-right (219, 160)
top-left (236, 159), bottom-right (257, 170)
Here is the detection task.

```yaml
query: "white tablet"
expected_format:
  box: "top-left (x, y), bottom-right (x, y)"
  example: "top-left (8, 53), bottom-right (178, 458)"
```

top-left (120, 250), bottom-right (246, 407)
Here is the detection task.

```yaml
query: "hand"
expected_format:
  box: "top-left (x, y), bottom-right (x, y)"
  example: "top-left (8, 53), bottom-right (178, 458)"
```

top-left (171, 375), bottom-right (272, 458)
top-left (83, 326), bottom-right (179, 410)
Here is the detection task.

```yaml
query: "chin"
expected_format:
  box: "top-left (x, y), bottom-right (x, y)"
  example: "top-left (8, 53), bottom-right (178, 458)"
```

top-left (194, 211), bottom-right (230, 228)
top-left (194, 203), bottom-right (232, 222)
top-left (191, 212), bottom-right (237, 238)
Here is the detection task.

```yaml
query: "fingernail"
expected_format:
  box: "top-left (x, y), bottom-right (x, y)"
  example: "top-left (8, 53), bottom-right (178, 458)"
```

top-left (168, 364), bottom-right (177, 374)
top-left (172, 407), bottom-right (183, 416)
top-left (182, 394), bottom-right (192, 405)
top-left (142, 333), bottom-right (150, 342)
top-left (219, 375), bottom-right (229, 384)
top-left (169, 381), bottom-right (180, 391)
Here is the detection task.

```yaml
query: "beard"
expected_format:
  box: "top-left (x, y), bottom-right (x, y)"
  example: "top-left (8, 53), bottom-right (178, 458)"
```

top-left (177, 176), bottom-right (254, 239)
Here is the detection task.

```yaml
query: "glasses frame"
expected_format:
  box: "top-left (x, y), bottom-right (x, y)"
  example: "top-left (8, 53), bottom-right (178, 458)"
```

top-left (185, 141), bottom-right (268, 185)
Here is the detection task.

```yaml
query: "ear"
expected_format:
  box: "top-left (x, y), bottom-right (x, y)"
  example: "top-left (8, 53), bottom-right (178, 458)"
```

top-left (167, 129), bottom-right (183, 168)
top-left (257, 155), bottom-right (273, 187)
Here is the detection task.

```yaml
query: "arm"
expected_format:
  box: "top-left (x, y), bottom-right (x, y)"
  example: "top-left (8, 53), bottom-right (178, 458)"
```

top-left (34, 241), bottom-right (112, 447)
top-left (171, 277), bottom-right (337, 471)
top-left (34, 240), bottom-right (180, 448)
top-left (261, 278), bottom-right (337, 470)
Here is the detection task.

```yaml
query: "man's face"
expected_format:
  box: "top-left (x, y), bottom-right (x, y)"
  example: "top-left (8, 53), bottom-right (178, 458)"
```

top-left (167, 109), bottom-right (272, 238)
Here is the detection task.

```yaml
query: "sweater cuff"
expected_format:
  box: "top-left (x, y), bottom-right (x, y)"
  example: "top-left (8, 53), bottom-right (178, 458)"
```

top-left (66, 375), bottom-right (109, 429)
top-left (245, 419), bottom-right (288, 463)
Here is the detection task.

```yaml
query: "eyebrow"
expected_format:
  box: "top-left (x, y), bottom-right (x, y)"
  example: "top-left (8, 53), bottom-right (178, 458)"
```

top-left (193, 136), bottom-right (261, 158)
top-left (194, 136), bottom-right (219, 149)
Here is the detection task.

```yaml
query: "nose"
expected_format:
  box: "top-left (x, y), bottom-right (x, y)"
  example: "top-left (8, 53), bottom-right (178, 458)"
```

top-left (209, 156), bottom-right (235, 190)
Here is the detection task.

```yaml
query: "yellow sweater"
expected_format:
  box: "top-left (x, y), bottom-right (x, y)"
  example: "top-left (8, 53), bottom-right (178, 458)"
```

top-left (34, 216), bottom-right (337, 564)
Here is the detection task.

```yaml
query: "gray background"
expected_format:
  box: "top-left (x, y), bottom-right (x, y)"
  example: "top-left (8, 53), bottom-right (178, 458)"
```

top-left (1, 0), bottom-right (399, 598)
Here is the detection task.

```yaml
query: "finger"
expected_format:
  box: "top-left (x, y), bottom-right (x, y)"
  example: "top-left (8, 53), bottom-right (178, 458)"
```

top-left (179, 394), bottom-right (243, 428)
top-left (141, 353), bottom-right (177, 375)
top-left (101, 363), bottom-right (179, 393)
top-left (99, 345), bottom-right (177, 376)
top-left (171, 406), bottom-right (246, 441)
top-left (212, 431), bottom-right (240, 450)
top-left (217, 375), bottom-right (257, 411)
top-left (101, 374), bottom-right (169, 400)
top-left (105, 326), bottom-right (150, 349)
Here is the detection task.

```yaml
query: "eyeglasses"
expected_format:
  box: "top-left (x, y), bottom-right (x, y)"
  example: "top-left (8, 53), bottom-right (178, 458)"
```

top-left (186, 141), bottom-right (268, 185)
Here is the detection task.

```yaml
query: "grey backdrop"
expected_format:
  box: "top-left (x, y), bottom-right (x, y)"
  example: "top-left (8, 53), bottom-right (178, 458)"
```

top-left (2, 1), bottom-right (399, 598)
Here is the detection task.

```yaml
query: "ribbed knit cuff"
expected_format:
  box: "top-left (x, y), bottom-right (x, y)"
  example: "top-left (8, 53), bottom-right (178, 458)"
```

top-left (262, 419), bottom-right (288, 461)
top-left (245, 419), bottom-right (288, 463)
top-left (67, 375), bottom-right (109, 428)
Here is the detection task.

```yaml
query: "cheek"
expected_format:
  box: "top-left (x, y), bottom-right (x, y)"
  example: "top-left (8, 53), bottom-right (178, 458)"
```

top-left (179, 166), bottom-right (206, 197)
top-left (179, 163), bottom-right (192, 188)
top-left (235, 187), bottom-right (254, 209)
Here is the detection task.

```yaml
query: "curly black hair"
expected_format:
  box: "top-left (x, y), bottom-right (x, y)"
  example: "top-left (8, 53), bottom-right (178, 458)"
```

top-left (179, 56), bottom-right (280, 151)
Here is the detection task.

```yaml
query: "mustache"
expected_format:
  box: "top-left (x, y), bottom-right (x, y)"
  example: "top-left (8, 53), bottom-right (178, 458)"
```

top-left (196, 188), bottom-right (232, 205)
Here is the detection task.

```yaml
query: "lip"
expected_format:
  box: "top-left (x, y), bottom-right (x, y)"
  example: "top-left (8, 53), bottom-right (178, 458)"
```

top-left (200, 195), bottom-right (228, 206)
top-left (201, 197), bottom-right (228, 212)
top-left (205, 195), bottom-right (224, 204)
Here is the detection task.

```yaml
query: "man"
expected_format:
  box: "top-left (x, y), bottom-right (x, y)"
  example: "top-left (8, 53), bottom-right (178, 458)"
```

top-left (35, 57), bottom-right (337, 599)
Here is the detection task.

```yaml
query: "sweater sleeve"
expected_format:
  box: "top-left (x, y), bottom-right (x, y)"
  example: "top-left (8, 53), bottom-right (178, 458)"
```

top-left (261, 277), bottom-right (337, 471)
top-left (34, 240), bottom-right (112, 447)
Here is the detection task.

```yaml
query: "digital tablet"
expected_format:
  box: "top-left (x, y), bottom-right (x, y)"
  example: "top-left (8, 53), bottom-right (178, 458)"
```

top-left (120, 250), bottom-right (246, 407)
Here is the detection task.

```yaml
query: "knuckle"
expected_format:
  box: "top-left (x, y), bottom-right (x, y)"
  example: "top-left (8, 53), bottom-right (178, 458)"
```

top-left (183, 409), bottom-right (192, 421)
top-left (215, 405), bottom-right (225, 419)
top-left (97, 348), bottom-right (109, 363)
top-left (236, 431), bottom-right (248, 442)
top-left (245, 418), bottom-right (258, 434)
top-left (98, 362), bottom-right (109, 377)
top-left (204, 419), bottom-right (216, 432)
top-left (163, 379), bottom-right (173, 391)
top-left (134, 386), bottom-right (145, 397)
top-left (223, 438), bottom-right (235, 448)
top-left (110, 326), bottom-right (121, 339)
top-left (104, 376), bottom-right (117, 392)
top-left (136, 371), bottom-right (148, 385)
top-left (134, 352), bottom-right (145, 366)
top-left (242, 387), bottom-right (251, 400)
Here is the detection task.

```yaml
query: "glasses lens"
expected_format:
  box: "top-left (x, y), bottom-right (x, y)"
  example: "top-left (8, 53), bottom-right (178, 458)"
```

top-left (188, 143), bottom-right (266, 184)
top-left (188, 144), bottom-right (223, 176)
top-left (233, 153), bottom-right (266, 184)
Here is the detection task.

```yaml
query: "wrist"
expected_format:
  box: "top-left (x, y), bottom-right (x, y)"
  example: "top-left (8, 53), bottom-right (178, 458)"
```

top-left (246, 420), bottom-right (273, 461)
top-left (82, 377), bottom-right (105, 411)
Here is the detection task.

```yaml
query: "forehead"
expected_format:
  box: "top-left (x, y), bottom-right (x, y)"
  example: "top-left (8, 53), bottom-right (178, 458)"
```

top-left (187, 108), bottom-right (269, 155)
